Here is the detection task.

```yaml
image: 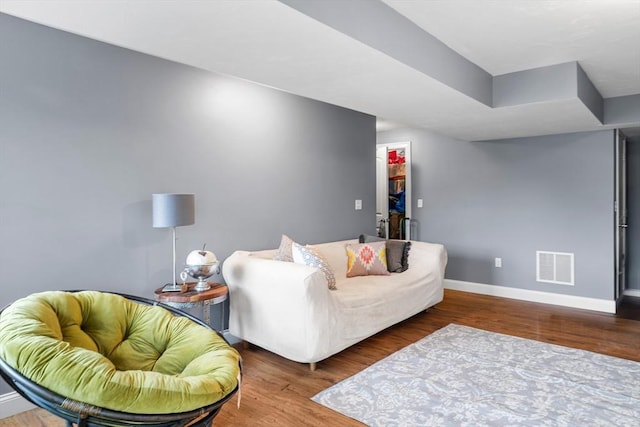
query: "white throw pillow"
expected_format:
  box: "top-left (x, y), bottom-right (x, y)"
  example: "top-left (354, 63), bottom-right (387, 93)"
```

top-left (273, 234), bottom-right (294, 262)
top-left (292, 242), bottom-right (337, 290)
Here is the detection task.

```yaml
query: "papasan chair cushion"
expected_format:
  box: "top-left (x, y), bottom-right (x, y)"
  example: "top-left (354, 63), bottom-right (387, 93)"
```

top-left (0, 290), bottom-right (241, 414)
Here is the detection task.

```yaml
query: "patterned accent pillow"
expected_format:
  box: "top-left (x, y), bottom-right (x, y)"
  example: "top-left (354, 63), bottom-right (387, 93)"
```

top-left (359, 234), bottom-right (411, 273)
top-left (346, 242), bottom-right (390, 277)
top-left (291, 242), bottom-right (337, 290)
top-left (273, 234), bottom-right (294, 262)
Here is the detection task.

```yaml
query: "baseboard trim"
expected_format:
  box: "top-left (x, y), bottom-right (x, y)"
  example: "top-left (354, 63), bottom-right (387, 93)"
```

top-left (623, 289), bottom-right (640, 298)
top-left (0, 391), bottom-right (35, 419)
top-left (444, 279), bottom-right (616, 314)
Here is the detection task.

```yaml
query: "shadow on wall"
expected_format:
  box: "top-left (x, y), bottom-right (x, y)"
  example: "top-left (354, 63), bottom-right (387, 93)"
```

top-left (122, 199), bottom-right (172, 288)
top-left (409, 220), bottom-right (419, 241)
top-left (123, 200), bottom-right (159, 249)
top-left (446, 254), bottom-right (496, 285)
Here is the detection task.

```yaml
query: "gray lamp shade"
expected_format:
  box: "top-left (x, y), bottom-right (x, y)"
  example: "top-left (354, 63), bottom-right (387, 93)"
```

top-left (152, 193), bottom-right (195, 228)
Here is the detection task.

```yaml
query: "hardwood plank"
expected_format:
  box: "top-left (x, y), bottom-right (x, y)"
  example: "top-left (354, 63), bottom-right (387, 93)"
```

top-left (2, 290), bottom-right (639, 426)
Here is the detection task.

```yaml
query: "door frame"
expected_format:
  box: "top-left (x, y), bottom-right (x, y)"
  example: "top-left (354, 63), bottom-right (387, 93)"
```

top-left (614, 129), bottom-right (628, 305)
top-left (376, 141), bottom-right (412, 239)
top-left (376, 145), bottom-right (389, 237)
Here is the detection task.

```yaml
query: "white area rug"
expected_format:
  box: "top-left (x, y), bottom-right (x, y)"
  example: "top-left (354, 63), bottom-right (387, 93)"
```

top-left (312, 324), bottom-right (640, 426)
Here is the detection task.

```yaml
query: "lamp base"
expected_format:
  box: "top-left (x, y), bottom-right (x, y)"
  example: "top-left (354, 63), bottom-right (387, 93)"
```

top-left (161, 283), bottom-right (184, 293)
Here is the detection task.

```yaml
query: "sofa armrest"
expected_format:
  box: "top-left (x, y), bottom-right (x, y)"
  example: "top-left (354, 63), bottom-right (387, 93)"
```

top-left (222, 251), bottom-right (335, 363)
top-left (407, 241), bottom-right (448, 281)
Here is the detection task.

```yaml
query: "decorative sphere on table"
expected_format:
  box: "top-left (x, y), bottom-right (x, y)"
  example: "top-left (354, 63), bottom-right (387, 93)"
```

top-left (183, 249), bottom-right (219, 292)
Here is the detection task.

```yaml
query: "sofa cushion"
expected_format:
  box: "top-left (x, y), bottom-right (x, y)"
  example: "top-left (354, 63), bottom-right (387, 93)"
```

top-left (359, 234), bottom-right (411, 273)
top-left (0, 291), bottom-right (241, 414)
top-left (307, 239), bottom-right (358, 280)
top-left (346, 242), bottom-right (390, 277)
top-left (292, 242), bottom-right (337, 290)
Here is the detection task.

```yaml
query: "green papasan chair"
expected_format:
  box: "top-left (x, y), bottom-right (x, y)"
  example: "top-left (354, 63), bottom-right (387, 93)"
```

top-left (0, 290), bottom-right (242, 427)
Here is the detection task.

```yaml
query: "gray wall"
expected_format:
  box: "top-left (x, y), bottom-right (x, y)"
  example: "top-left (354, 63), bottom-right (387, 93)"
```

top-left (0, 14), bottom-right (375, 395)
top-left (628, 136), bottom-right (640, 291)
top-left (378, 128), bottom-right (615, 301)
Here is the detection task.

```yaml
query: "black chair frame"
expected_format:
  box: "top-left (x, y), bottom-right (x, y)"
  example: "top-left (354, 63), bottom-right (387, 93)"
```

top-left (0, 291), bottom-right (240, 427)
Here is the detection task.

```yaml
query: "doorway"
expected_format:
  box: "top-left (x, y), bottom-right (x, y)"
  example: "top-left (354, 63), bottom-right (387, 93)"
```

top-left (615, 129), bottom-right (627, 304)
top-left (376, 142), bottom-right (412, 240)
top-left (617, 128), bottom-right (640, 316)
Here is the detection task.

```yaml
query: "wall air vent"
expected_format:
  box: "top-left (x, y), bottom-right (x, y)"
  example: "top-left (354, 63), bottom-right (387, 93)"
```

top-left (536, 251), bottom-right (574, 286)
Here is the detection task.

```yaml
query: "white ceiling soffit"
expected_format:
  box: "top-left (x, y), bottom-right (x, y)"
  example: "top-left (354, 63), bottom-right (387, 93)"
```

top-left (384, 0), bottom-right (640, 98)
top-left (1, 0), bottom-right (639, 141)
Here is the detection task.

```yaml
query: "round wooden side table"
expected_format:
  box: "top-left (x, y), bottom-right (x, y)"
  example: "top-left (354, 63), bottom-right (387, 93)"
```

top-left (154, 282), bottom-right (228, 331)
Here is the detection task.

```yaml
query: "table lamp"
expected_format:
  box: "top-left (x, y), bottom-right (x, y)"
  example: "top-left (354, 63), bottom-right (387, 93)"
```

top-left (153, 193), bottom-right (195, 292)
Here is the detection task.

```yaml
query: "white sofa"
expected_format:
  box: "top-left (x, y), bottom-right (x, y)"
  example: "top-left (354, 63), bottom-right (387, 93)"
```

top-left (222, 239), bottom-right (447, 369)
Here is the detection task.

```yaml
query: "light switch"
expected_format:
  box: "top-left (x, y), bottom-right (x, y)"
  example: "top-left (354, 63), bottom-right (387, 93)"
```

top-left (417, 199), bottom-right (423, 208)
top-left (355, 199), bottom-right (362, 210)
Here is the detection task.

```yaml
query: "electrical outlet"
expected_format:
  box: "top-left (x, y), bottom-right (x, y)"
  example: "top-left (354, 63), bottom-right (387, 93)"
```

top-left (355, 199), bottom-right (362, 210)
top-left (495, 257), bottom-right (502, 268)
top-left (417, 199), bottom-right (423, 208)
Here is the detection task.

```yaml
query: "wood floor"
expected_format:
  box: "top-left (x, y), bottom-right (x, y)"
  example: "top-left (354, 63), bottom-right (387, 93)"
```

top-left (2, 289), bottom-right (639, 426)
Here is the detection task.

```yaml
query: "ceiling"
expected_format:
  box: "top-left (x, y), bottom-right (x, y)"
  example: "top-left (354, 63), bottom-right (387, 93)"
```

top-left (1, 0), bottom-right (639, 141)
